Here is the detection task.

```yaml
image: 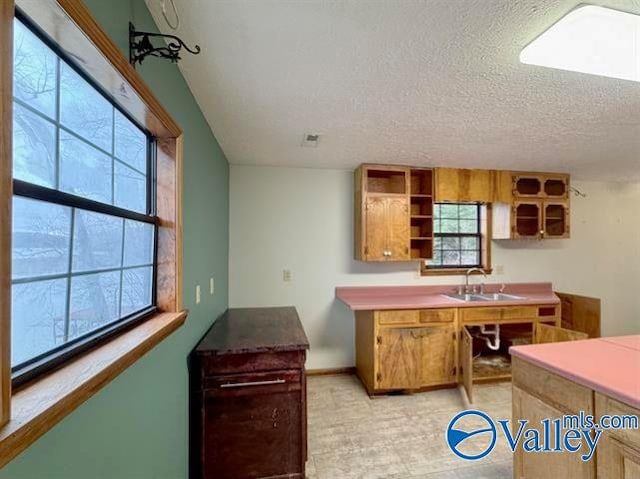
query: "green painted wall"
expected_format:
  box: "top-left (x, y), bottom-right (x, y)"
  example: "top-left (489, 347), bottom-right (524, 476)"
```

top-left (0, 1), bottom-right (229, 477)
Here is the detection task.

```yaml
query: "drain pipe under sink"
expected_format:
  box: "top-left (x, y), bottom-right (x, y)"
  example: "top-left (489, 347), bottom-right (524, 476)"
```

top-left (479, 324), bottom-right (501, 350)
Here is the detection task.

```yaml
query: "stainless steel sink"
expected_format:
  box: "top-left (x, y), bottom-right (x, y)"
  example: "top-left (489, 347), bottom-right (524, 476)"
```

top-left (476, 293), bottom-right (523, 301)
top-left (442, 293), bottom-right (489, 302)
top-left (442, 293), bottom-right (523, 302)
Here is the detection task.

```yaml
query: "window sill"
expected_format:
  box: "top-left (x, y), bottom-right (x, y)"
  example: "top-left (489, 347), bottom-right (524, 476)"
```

top-left (0, 310), bottom-right (187, 468)
top-left (421, 267), bottom-right (493, 276)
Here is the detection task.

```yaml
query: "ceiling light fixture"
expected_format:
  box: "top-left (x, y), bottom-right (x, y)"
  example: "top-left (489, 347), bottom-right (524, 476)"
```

top-left (520, 5), bottom-right (640, 83)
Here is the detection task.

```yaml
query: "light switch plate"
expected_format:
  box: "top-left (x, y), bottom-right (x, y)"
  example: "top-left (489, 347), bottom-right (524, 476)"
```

top-left (283, 269), bottom-right (292, 282)
top-left (210, 278), bottom-right (215, 295)
top-left (196, 285), bottom-right (201, 304)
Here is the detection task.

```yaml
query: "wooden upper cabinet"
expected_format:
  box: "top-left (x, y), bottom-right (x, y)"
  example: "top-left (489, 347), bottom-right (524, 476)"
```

top-left (513, 173), bottom-right (570, 199)
top-left (494, 171), bottom-right (571, 240)
top-left (435, 168), bottom-right (511, 203)
top-left (355, 164), bottom-right (432, 261)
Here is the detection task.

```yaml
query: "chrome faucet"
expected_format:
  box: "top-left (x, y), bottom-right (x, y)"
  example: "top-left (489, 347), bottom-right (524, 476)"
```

top-left (464, 267), bottom-right (487, 294)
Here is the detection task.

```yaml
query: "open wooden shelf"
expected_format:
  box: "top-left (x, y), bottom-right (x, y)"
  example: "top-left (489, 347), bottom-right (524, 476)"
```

top-left (366, 169), bottom-right (407, 194)
top-left (409, 168), bottom-right (434, 260)
top-left (410, 238), bottom-right (433, 260)
top-left (410, 169), bottom-right (433, 196)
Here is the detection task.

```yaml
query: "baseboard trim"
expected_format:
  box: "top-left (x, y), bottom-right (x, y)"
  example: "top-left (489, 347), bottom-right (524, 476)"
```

top-left (306, 367), bottom-right (356, 377)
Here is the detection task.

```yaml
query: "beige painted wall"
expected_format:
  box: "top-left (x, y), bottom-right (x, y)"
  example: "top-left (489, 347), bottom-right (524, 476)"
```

top-left (229, 165), bottom-right (640, 369)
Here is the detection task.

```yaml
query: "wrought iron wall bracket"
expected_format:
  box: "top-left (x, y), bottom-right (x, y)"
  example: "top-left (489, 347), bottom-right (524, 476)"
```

top-left (129, 22), bottom-right (200, 66)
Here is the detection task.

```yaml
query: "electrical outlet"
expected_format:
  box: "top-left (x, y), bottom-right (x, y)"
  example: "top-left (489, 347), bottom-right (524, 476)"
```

top-left (283, 269), bottom-right (292, 282)
top-left (196, 285), bottom-right (201, 304)
top-left (210, 277), bottom-right (215, 295)
top-left (496, 265), bottom-right (505, 275)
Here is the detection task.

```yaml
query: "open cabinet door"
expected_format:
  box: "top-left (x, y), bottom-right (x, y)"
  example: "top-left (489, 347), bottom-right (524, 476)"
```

top-left (535, 323), bottom-right (588, 344)
top-left (459, 327), bottom-right (473, 403)
top-left (555, 292), bottom-right (601, 338)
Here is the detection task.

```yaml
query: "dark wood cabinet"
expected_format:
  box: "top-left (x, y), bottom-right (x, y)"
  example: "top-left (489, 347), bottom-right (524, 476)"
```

top-left (191, 307), bottom-right (309, 479)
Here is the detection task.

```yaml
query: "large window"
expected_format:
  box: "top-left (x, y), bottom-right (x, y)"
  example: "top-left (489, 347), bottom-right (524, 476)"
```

top-left (10, 16), bottom-right (157, 381)
top-left (427, 203), bottom-right (482, 269)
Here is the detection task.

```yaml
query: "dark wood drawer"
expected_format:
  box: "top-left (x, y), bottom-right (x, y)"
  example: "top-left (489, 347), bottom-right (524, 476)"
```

top-left (201, 370), bottom-right (305, 479)
top-left (203, 370), bottom-right (302, 393)
top-left (198, 350), bottom-right (306, 376)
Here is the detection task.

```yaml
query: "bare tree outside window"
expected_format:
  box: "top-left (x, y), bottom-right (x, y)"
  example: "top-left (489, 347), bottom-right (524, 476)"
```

top-left (10, 18), bottom-right (157, 376)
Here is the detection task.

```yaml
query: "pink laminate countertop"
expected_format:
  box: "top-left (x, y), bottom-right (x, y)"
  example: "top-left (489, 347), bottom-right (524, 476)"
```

top-left (335, 282), bottom-right (559, 311)
top-left (511, 337), bottom-right (640, 410)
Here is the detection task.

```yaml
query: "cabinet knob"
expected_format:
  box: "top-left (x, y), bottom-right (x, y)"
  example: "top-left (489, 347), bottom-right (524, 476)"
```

top-left (539, 230), bottom-right (544, 235)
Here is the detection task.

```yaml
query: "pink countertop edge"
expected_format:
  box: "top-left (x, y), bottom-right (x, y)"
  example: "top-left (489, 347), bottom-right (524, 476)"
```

top-left (511, 337), bottom-right (640, 410)
top-left (336, 282), bottom-right (559, 311)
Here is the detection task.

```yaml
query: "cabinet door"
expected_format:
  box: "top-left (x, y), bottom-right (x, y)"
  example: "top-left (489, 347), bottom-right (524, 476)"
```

top-left (596, 393), bottom-right (640, 479)
top-left (201, 371), bottom-right (304, 479)
top-left (513, 174), bottom-right (543, 197)
top-left (555, 292), bottom-right (601, 338)
top-left (543, 175), bottom-right (569, 198)
top-left (435, 168), bottom-right (493, 203)
top-left (512, 201), bottom-right (542, 238)
top-left (543, 202), bottom-right (570, 238)
top-left (460, 327), bottom-right (473, 403)
top-left (513, 386), bottom-right (596, 479)
top-left (376, 327), bottom-right (420, 389)
top-left (365, 196), bottom-right (388, 260)
top-left (534, 323), bottom-right (588, 344)
top-left (416, 324), bottom-right (456, 387)
top-left (597, 438), bottom-right (640, 479)
top-left (386, 196), bottom-right (410, 260)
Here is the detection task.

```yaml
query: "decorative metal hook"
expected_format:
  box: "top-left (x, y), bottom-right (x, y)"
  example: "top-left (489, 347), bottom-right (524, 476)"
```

top-left (570, 186), bottom-right (587, 198)
top-left (129, 22), bottom-right (201, 67)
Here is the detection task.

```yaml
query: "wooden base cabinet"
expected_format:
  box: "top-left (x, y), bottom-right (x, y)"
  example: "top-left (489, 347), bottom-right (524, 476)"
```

top-left (512, 356), bottom-right (640, 479)
top-left (191, 308), bottom-right (309, 479)
top-left (513, 385), bottom-right (596, 479)
top-left (596, 393), bottom-right (640, 479)
top-left (355, 309), bottom-right (457, 393)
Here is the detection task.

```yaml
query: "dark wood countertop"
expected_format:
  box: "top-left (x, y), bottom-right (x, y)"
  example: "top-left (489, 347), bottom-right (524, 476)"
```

top-left (195, 307), bottom-right (310, 355)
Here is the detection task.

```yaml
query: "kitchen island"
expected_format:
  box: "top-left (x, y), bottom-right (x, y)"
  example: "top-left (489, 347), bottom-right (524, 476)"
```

top-left (510, 336), bottom-right (640, 478)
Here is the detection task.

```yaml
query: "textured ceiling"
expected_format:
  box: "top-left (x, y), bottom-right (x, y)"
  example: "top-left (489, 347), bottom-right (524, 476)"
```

top-left (145, 0), bottom-right (640, 181)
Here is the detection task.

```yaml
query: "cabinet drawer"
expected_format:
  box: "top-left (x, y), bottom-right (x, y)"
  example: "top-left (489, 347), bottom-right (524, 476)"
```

top-left (419, 308), bottom-right (456, 323)
top-left (203, 370), bottom-right (301, 393)
top-left (377, 310), bottom-right (419, 326)
top-left (461, 306), bottom-right (538, 322)
top-left (512, 356), bottom-right (593, 414)
top-left (595, 393), bottom-right (640, 449)
top-left (197, 350), bottom-right (306, 377)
